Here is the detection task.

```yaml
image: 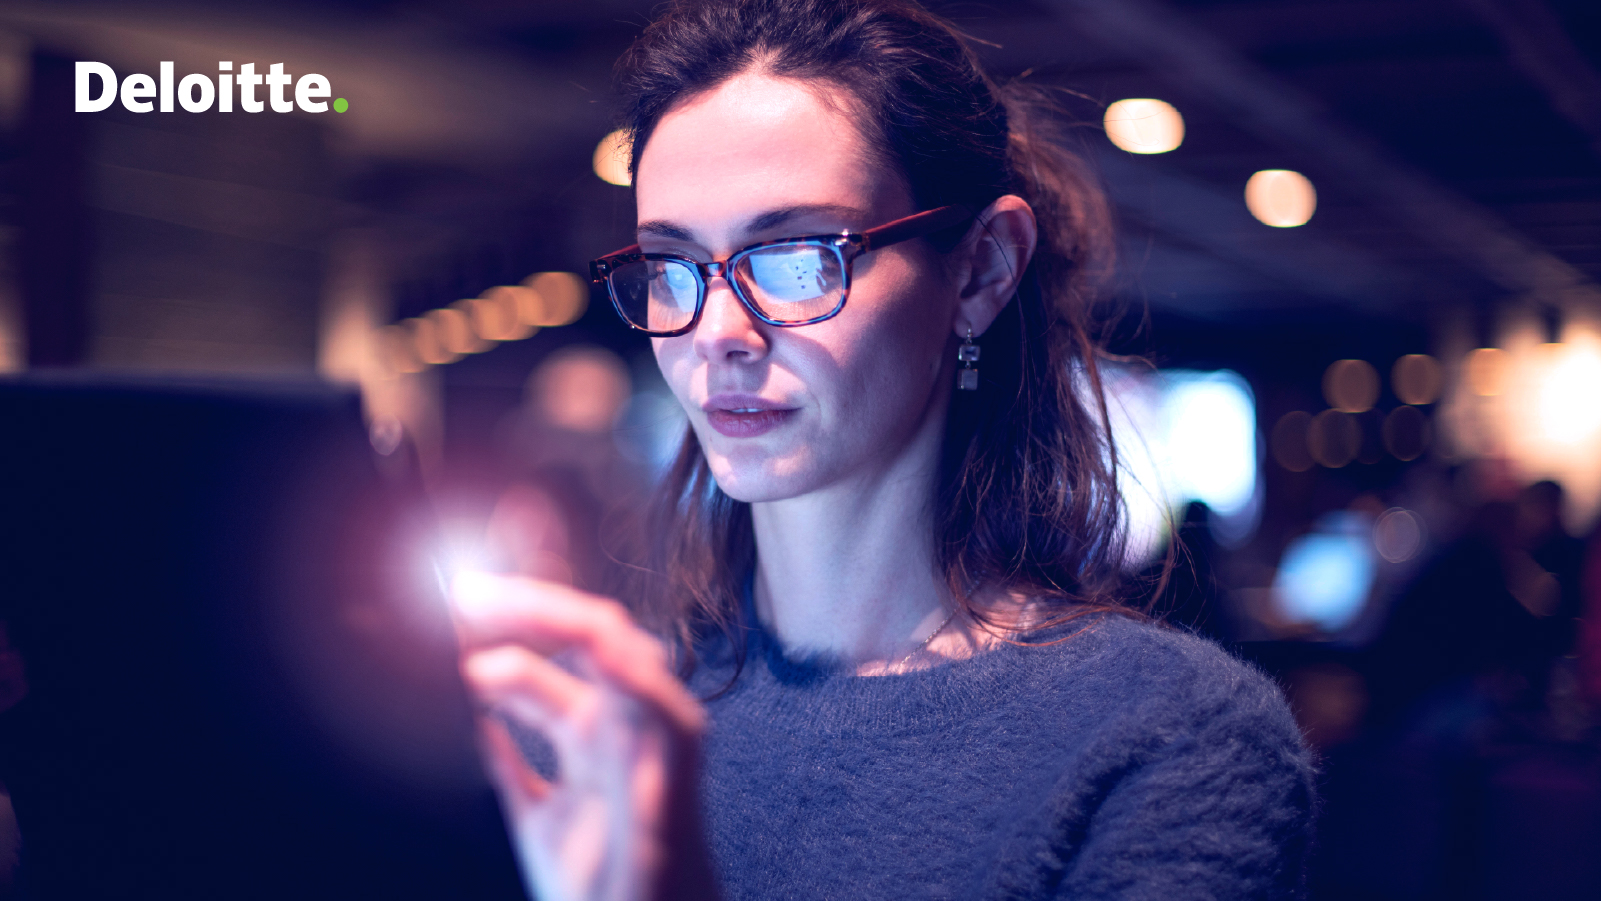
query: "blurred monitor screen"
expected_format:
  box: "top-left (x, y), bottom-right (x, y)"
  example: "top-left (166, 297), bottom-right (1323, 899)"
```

top-left (0, 376), bottom-right (526, 901)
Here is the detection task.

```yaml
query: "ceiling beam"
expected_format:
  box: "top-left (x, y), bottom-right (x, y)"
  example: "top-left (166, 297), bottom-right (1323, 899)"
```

top-left (1460, 0), bottom-right (1601, 164)
top-left (1045, 0), bottom-right (1596, 308)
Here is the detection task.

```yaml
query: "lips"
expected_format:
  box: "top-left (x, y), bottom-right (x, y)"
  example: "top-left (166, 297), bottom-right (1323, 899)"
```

top-left (702, 395), bottom-right (798, 438)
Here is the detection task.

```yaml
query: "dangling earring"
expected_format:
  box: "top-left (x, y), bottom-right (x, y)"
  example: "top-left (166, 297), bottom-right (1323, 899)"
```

top-left (957, 327), bottom-right (980, 391)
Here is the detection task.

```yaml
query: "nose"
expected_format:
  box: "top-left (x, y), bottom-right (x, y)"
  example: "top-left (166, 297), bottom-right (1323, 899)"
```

top-left (692, 275), bottom-right (769, 364)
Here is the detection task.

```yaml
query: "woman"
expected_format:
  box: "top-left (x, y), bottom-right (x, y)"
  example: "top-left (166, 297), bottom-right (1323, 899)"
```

top-left (451, 1), bottom-right (1315, 898)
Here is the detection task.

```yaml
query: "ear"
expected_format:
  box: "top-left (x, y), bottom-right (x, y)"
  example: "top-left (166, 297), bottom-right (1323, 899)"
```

top-left (950, 194), bottom-right (1037, 339)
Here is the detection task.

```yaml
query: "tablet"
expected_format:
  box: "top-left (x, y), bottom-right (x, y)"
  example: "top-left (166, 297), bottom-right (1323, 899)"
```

top-left (0, 375), bottom-right (527, 900)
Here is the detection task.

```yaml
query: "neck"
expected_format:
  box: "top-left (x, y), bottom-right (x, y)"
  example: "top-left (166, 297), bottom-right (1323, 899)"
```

top-left (749, 409), bottom-right (952, 663)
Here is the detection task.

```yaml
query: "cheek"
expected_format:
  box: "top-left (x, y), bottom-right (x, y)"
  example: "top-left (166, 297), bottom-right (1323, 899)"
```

top-left (823, 265), bottom-right (951, 420)
top-left (651, 336), bottom-right (697, 406)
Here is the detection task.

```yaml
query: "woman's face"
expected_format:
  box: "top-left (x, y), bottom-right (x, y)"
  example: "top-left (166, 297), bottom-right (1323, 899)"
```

top-left (635, 72), bottom-right (959, 503)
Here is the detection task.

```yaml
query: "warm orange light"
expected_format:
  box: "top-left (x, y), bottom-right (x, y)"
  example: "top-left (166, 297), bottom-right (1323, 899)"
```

top-left (1103, 99), bottom-right (1185, 154)
top-left (1323, 360), bottom-right (1379, 413)
top-left (471, 288), bottom-right (539, 342)
top-left (1533, 341), bottom-right (1601, 449)
top-left (410, 316), bottom-right (458, 366)
top-left (380, 324), bottom-right (426, 374)
top-left (1245, 169), bottom-right (1316, 227)
top-left (1465, 347), bottom-right (1509, 396)
top-left (430, 307), bottom-right (487, 356)
top-left (521, 272), bottom-right (589, 326)
top-left (1391, 354), bottom-right (1442, 405)
top-left (593, 129), bottom-right (632, 186)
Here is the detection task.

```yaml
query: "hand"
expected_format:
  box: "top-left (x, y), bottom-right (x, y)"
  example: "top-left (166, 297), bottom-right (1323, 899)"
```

top-left (451, 573), bottom-right (714, 901)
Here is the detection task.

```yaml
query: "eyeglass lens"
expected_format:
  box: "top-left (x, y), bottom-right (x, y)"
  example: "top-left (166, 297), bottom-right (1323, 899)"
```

top-left (610, 243), bottom-right (846, 333)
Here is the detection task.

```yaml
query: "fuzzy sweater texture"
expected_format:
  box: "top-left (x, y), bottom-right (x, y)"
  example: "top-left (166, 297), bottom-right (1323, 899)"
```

top-left (683, 612), bottom-right (1316, 900)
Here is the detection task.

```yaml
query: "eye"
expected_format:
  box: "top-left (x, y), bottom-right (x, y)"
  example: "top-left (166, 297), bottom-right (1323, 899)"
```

top-left (663, 265), bottom-right (696, 290)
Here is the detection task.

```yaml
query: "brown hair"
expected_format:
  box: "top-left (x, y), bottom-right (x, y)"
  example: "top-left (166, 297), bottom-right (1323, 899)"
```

top-left (612, 0), bottom-right (1134, 673)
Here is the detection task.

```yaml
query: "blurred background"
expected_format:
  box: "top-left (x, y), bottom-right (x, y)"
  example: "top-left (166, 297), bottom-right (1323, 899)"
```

top-left (0, 0), bottom-right (1597, 897)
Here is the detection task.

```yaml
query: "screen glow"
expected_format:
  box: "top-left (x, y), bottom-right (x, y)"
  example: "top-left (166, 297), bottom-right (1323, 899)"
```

top-left (1273, 512), bottom-right (1376, 632)
top-left (1109, 368), bottom-right (1262, 563)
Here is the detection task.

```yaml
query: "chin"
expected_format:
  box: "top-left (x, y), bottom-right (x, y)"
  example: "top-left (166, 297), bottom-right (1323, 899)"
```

top-left (702, 446), bottom-right (822, 504)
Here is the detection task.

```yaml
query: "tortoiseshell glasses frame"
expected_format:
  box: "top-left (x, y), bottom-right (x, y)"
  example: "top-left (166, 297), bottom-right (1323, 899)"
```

top-left (589, 204), bottom-right (973, 337)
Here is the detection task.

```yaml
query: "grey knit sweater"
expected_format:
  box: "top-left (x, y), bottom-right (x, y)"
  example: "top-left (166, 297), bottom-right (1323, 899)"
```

top-left (684, 612), bottom-right (1315, 900)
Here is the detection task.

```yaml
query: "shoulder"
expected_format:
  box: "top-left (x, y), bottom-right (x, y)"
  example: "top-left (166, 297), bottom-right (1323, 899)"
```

top-left (1005, 612), bottom-right (1310, 778)
top-left (1023, 612), bottom-right (1292, 718)
top-left (991, 615), bottom-right (1316, 898)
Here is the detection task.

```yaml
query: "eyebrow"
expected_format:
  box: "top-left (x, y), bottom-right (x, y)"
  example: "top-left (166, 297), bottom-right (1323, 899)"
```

top-left (636, 203), bottom-right (871, 244)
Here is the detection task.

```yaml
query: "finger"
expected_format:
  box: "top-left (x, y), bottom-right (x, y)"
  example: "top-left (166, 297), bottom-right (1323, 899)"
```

top-left (453, 573), bottom-right (703, 733)
top-left (463, 644), bottom-right (595, 728)
top-left (477, 717), bottom-right (552, 807)
top-left (451, 573), bottom-right (640, 654)
top-left (583, 643), bottom-right (706, 739)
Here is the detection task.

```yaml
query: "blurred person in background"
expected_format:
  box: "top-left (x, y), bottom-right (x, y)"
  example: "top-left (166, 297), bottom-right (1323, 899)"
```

top-left (1514, 480), bottom-right (1586, 662)
top-left (1365, 479), bottom-right (1587, 730)
top-left (449, 2), bottom-right (1315, 899)
top-left (489, 345), bottom-right (645, 591)
top-left (1363, 495), bottom-right (1544, 733)
top-left (1580, 523), bottom-right (1601, 709)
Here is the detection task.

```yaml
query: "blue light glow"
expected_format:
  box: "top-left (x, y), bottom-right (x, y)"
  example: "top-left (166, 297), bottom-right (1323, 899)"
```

top-left (1273, 512), bottom-right (1377, 632)
top-left (1108, 367), bottom-right (1263, 564)
top-left (1161, 371), bottom-right (1259, 519)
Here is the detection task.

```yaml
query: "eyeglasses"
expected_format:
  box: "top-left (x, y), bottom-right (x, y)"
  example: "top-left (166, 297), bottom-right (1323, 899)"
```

top-left (589, 205), bottom-right (972, 337)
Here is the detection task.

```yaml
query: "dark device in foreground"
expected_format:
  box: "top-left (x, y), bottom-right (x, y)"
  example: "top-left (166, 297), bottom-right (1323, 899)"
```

top-left (0, 377), bottom-right (527, 900)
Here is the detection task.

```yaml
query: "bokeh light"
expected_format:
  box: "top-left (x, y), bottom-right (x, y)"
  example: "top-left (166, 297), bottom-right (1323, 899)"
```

top-left (1382, 405), bottom-right (1430, 461)
top-left (1532, 341), bottom-right (1601, 450)
top-left (1308, 409), bottom-right (1361, 468)
top-left (1273, 512), bottom-right (1376, 632)
top-left (1445, 320), bottom-right (1601, 529)
top-left (1161, 371), bottom-right (1259, 519)
top-left (1271, 410), bottom-right (1314, 472)
top-left (522, 272), bottom-right (589, 326)
top-left (592, 129), bottom-right (632, 186)
top-left (1245, 169), bottom-right (1317, 227)
top-left (530, 345), bottom-right (632, 434)
top-left (1323, 359), bottom-right (1379, 413)
top-left (1372, 507), bottom-right (1425, 563)
top-left (428, 307), bottom-right (485, 356)
top-left (465, 290), bottom-right (535, 342)
top-left (1103, 99), bottom-right (1185, 154)
top-left (1391, 353), bottom-right (1442, 405)
top-left (409, 316), bottom-right (458, 366)
top-left (1465, 346), bottom-right (1509, 396)
top-left (1106, 367), bottom-right (1262, 564)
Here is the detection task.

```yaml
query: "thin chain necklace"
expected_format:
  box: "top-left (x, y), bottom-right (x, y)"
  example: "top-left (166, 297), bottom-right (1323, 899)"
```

top-left (895, 607), bottom-right (959, 669)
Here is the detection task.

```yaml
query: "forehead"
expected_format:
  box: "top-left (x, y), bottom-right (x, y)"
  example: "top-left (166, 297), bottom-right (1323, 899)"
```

top-left (633, 73), bottom-right (896, 234)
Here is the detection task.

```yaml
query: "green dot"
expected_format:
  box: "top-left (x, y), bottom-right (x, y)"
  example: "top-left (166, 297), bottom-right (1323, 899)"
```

top-left (333, 97), bottom-right (348, 113)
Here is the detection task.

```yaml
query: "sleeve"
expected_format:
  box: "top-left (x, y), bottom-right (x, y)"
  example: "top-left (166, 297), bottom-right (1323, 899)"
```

top-left (988, 650), bottom-right (1317, 901)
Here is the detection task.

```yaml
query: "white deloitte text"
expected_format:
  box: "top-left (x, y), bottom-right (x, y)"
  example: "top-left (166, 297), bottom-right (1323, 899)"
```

top-left (75, 61), bottom-right (339, 113)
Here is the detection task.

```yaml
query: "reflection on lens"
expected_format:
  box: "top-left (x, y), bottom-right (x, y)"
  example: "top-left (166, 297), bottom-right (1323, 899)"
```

top-left (737, 244), bottom-right (843, 321)
top-left (611, 259), bottom-right (698, 332)
top-left (656, 262), bottom-right (698, 303)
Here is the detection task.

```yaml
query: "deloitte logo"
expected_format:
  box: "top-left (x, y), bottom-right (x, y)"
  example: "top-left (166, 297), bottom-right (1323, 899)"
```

top-left (75, 61), bottom-right (347, 114)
